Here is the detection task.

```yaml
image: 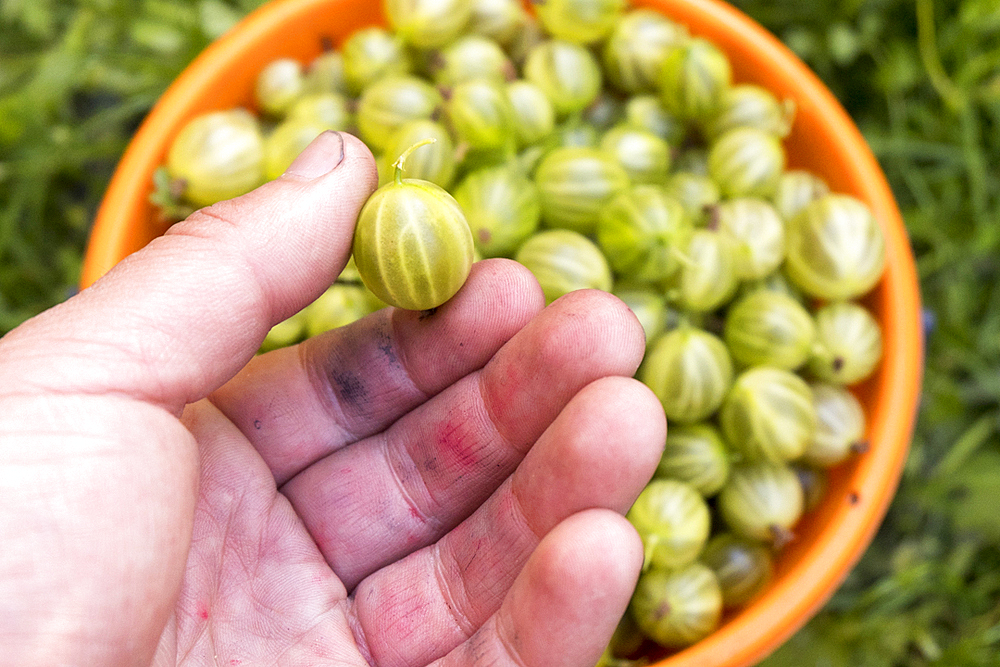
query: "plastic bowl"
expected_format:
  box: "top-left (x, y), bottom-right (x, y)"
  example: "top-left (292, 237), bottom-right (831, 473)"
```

top-left (80, 0), bottom-right (924, 665)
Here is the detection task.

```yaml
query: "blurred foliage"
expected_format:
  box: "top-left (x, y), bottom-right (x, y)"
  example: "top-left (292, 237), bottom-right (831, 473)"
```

top-left (1, 0), bottom-right (1000, 664)
top-left (0, 0), bottom-right (267, 330)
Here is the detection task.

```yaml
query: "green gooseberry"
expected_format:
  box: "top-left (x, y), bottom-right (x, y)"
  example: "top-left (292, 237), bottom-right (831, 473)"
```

top-left (596, 185), bottom-right (692, 283)
top-left (720, 367), bottom-right (817, 463)
top-left (286, 92), bottom-right (352, 131)
top-left (700, 532), bottom-right (774, 609)
top-left (453, 162), bottom-right (541, 258)
top-left (671, 228), bottom-right (739, 313)
top-left (623, 94), bottom-right (686, 146)
top-left (263, 119), bottom-right (327, 181)
top-left (717, 462), bottom-right (805, 547)
top-left (545, 119), bottom-right (600, 150)
top-left (612, 286), bottom-right (667, 348)
top-left (254, 57), bottom-right (306, 117)
top-left (703, 83), bottom-right (796, 141)
top-left (711, 197), bottom-right (786, 280)
top-left (468, 0), bottom-right (528, 45)
top-left (431, 35), bottom-right (515, 87)
top-left (341, 27), bottom-right (412, 95)
top-left (602, 610), bottom-right (646, 663)
top-left (626, 479), bottom-right (711, 571)
top-left (534, 0), bottom-right (627, 45)
top-left (506, 80), bottom-right (557, 147)
top-left (630, 562), bottom-right (723, 649)
top-left (534, 146), bottom-right (631, 235)
top-left (772, 168), bottom-right (831, 222)
top-left (640, 324), bottom-right (733, 424)
top-left (523, 40), bottom-right (603, 118)
top-left (655, 422), bottom-right (731, 497)
top-left (804, 382), bottom-right (868, 467)
top-left (352, 140), bottom-right (475, 311)
top-left (736, 269), bottom-right (805, 304)
top-left (166, 109), bottom-right (265, 207)
top-left (657, 37), bottom-right (732, 122)
top-left (665, 171), bottom-right (721, 226)
top-left (303, 51), bottom-right (348, 96)
top-left (446, 78), bottom-right (517, 150)
top-left (302, 283), bottom-right (374, 338)
top-left (385, 0), bottom-right (473, 49)
top-left (513, 228), bottom-right (613, 304)
top-left (784, 194), bottom-right (887, 300)
top-left (723, 290), bottom-right (816, 371)
top-left (708, 127), bottom-right (786, 199)
top-left (603, 8), bottom-right (689, 94)
top-left (455, 144), bottom-right (513, 176)
top-left (356, 75), bottom-right (443, 153)
top-left (384, 119), bottom-right (458, 189)
top-left (599, 124), bottom-right (672, 185)
top-left (808, 301), bottom-right (884, 385)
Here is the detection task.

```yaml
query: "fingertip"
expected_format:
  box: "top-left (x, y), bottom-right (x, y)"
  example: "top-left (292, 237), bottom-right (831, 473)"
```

top-left (281, 131), bottom-right (377, 187)
top-left (579, 375), bottom-right (668, 480)
top-left (547, 289), bottom-right (649, 376)
top-left (542, 509), bottom-right (645, 599)
top-left (498, 509), bottom-right (643, 667)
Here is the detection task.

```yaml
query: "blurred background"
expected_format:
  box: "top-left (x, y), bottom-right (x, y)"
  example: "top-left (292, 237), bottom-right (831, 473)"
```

top-left (1, 0), bottom-right (998, 664)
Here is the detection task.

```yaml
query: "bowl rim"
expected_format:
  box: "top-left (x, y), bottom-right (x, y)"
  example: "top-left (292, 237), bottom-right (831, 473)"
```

top-left (80, 0), bottom-right (924, 665)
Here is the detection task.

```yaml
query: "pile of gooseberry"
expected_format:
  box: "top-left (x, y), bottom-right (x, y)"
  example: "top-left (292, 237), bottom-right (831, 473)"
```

top-left (155, 0), bottom-right (887, 662)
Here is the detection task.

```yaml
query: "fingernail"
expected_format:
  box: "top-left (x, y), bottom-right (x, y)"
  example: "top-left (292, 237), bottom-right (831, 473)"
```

top-left (284, 130), bottom-right (346, 180)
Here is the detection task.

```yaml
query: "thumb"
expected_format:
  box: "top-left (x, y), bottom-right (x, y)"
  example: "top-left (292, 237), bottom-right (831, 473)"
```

top-left (0, 131), bottom-right (377, 411)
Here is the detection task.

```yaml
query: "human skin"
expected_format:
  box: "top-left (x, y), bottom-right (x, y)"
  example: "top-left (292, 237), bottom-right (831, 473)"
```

top-left (0, 131), bottom-right (666, 667)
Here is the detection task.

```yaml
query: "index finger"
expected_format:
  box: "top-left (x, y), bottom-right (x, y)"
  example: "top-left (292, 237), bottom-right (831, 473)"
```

top-left (209, 259), bottom-right (545, 484)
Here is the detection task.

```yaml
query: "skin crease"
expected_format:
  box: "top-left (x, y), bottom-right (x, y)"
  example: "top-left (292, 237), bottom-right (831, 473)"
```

top-left (0, 131), bottom-right (666, 667)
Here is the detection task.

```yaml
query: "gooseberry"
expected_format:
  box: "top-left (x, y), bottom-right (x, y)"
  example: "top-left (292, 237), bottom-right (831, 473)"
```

top-left (514, 228), bottom-right (613, 304)
top-left (630, 562), bottom-right (723, 649)
top-left (626, 479), bottom-right (712, 571)
top-left (352, 140), bottom-right (475, 311)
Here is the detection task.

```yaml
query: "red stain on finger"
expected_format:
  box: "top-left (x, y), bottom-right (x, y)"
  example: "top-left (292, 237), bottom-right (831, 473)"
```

top-left (435, 417), bottom-right (479, 469)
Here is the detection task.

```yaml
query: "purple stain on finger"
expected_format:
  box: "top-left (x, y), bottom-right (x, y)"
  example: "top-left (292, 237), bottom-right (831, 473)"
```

top-left (333, 371), bottom-right (367, 405)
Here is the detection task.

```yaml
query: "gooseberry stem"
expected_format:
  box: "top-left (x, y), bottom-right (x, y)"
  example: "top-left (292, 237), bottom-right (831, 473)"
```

top-left (393, 138), bottom-right (437, 184)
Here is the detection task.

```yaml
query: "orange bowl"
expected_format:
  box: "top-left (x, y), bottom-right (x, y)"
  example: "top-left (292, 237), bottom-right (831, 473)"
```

top-left (81, 0), bottom-right (924, 665)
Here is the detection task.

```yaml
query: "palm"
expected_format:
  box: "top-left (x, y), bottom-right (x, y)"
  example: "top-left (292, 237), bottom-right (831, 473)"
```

top-left (162, 287), bottom-right (661, 667)
top-left (163, 433), bottom-right (353, 665)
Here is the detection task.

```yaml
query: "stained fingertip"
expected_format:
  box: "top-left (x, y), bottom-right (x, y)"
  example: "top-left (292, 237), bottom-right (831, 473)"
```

top-left (513, 376), bottom-right (667, 532)
top-left (479, 288), bottom-right (648, 451)
top-left (543, 289), bottom-right (648, 375)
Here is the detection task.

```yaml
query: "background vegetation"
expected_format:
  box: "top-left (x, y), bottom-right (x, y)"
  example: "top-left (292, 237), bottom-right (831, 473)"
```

top-left (1, 0), bottom-right (998, 664)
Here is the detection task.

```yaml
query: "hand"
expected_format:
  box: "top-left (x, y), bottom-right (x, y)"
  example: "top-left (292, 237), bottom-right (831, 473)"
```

top-left (0, 132), bottom-right (665, 667)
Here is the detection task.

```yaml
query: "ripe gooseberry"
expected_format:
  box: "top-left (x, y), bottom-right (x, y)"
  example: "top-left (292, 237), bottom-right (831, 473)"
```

top-left (352, 139), bottom-right (474, 311)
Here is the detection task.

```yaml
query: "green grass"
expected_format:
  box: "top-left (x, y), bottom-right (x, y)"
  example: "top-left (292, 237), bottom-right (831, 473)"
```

top-left (2, 0), bottom-right (1000, 664)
